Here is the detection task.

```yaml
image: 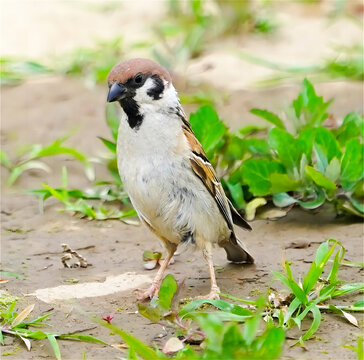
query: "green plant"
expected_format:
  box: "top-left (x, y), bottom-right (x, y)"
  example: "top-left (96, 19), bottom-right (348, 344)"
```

top-left (93, 239), bottom-right (362, 358)
top-left (238, 43), bottom-right (364, 86)
top-left (1, 133), bottom-right (94, 185)
top-left (271, 239), bottom-right (363, 345)
top-left (0, 297), bottom-right (105, 359)
top-left (189, 79), bottom-right (363, 218)
top-left (55, 37), bottom-right (124, 85)
top-left (153, 0), bottom-right (277, 68)
top-left (29, 167), bottom-right (136, 222)
top-left (96, 275), bottom-right (284, 360)
top-left (0, 57), bottom-right (50, 85)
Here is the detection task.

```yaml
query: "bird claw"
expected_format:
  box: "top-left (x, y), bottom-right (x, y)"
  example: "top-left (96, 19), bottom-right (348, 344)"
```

top-left (194, 286), bottom-right (221, 300)
top-left (136, 282), bottom-right (161, 301)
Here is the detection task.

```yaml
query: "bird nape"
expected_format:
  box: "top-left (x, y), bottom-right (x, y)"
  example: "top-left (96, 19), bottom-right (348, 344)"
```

top-left (106, 58), bottom-right (253, 300)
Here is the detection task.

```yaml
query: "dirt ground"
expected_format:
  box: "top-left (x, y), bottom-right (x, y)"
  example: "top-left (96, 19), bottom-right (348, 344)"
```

top-left (1, 1), bottom-right (364, 359)
top-left (1, 75), bottom-right (363, 360)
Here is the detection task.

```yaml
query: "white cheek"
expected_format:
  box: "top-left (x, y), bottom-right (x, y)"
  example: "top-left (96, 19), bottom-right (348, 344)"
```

top-left (134, 78), bottom-right (156, 105)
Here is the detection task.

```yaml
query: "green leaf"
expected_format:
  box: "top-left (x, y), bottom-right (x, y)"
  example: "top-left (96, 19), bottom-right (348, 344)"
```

top-left (270, 173), bottom-right (301, 193)
top-left (293, 79), bottom-right (332, 129)
top-left (243, 311), bottom-right (261, 345)
top-left (297, 128), bottom-right (315, 162)
top-left (305, 165), bottom-right (337, 191)
top-left (245, 138), bottom-right (271, 156)
top-left (325, 157), bottom-right (341, 183)
top-left (340, 138), bottom-right (364, 190)
top-left (8, 161), bottom-right (51, 185)
top-left (58, 334), bottom-right (106, 344)
top-left (105, 102), bottom-right (120, 140)
top-left (189, 105), bottom-right (226, 158)
top-left (250, 108), bottom-right (285, 129)
top-left (137, 304), bottom-right (162, 322)
top-left (221, 323), bottom-right (245, 358)
top-left (179, 299), bottom-right (252, 318)
top-left (268, 128), bottom-right (301, 173)
top-left (300, 306), bottom-right (321, 341)
top-left (158, 274), bottom-right (177, 311)
top-left (335, 113), bottom-right (364, 146)
top-left (226, 181), bottom-right (245, 209)
top-left (98, 137), bottom-right (116, 153)
top-left (333, 283), bottom-right (364, 297)
top-left (47, 334), bottom-right (61, 360)
top-left (297, 189), bottom-right (326, 209)
top-left (273, 193), bottom-right (297, 207)
top-left (0, 150), bottom-right (12, 168)
top-left (313, 143), bottom-right (328, 173)
top-left (241, 159), bottom-right (285, 196)
top-left (314, 127), bottom-right (342, 164)
top-left (96, 319), bottom-right (163, 360)
top-left (238, 124), bottom-right (267, 136)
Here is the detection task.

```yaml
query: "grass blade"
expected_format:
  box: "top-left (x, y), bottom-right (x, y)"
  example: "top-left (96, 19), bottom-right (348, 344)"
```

top-left (47, 334), bottom-right (61, 360)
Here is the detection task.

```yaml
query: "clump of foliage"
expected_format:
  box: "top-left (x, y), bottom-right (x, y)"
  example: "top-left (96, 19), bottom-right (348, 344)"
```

top-left (0, 58), bottom-right (50, 85)
top-left (238, 43), bottom-right (364, 86)
top-left (1, 133), bottom-right (94, 186)
top-left (55, 37), bottom-right (124, 85)
top-left (0, 296), bottom-right (105, 359)
top-left (94, 239), bottom-right (362, 359)
top-left (0, 37), bottom-right (124, 86)
top-left (191, 79), bottom-right (363, 218)
top-left (153, 0), bottom-right (277, 68)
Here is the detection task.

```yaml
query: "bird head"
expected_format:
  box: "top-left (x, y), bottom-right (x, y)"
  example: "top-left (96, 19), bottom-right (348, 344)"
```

top-left (107, 58), bottom-right (173, 104)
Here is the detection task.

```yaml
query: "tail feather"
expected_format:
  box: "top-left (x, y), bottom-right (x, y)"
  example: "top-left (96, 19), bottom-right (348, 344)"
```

top-left (223, 237), bottom-right (254, 264)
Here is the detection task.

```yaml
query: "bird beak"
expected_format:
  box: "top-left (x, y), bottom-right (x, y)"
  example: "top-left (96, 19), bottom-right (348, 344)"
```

top-left (107, 83), bottom-right (127, 102)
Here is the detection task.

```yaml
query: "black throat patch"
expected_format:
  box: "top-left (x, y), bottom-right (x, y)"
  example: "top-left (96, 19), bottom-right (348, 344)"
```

top-left (117, 73), bottom-right (165, 130)
top-left (119, 97), bottom-right (143, 130)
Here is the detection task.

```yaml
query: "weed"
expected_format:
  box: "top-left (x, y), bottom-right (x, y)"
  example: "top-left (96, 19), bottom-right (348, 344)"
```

top-left (92, 239), bottom-right (362, 358)
top-left (238, 43), bottom-right (364, 86)
top-left (153, 0), bottom-right (277, 69)
top-left (0, 297), bottom-right (105, 359)
top-left (1, 132), bottom-right (94, 185)
top-left (190, 79), bottom-right (363, 218)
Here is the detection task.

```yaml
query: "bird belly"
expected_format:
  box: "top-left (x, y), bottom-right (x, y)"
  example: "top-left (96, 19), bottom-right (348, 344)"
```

top-left (118, 154), bottom-right (230, 248)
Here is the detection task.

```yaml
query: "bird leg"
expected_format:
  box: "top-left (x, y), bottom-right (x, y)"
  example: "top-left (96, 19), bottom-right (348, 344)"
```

top-left (195, 244), bottom-right (220, 300)
top-left (138, 251), bottom-right (175, 301)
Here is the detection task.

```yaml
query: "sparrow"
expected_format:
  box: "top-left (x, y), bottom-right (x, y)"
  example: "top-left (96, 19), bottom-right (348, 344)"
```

top-left (107, 58), bottom-right (253, 300)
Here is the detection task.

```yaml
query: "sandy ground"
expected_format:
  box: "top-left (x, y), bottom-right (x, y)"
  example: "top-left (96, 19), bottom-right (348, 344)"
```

top-left (1, 1), bottom-right (364, 359)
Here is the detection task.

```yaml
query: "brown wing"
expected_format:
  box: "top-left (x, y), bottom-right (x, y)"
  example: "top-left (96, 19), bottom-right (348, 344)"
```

top-left (180, 114), bottom-right (251, 232)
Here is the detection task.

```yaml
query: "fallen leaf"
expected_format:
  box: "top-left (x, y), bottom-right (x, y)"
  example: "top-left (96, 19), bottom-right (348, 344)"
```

top-left (143, 260), bottom-right (158, 270)
top-left (18, 335), bottom-right (31, 351)
top-left (162, 337), bottom-right (184, 354)
top-left (12, 304), bottom-right (35, 327)
top-left (111, 343), bottom-right (128, 350)
top-left (258, 209), bottom-right (287, 220)
top-left (245, 198), bottom-right (267, 221)
top-left (342, 311), bottom-right (358, 327)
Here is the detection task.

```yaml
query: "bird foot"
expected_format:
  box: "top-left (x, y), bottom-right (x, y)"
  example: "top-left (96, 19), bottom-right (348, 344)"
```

top-left (136, 282), bottom-right (161, 301)
top-left (194, 286), bottom-right (221, 300)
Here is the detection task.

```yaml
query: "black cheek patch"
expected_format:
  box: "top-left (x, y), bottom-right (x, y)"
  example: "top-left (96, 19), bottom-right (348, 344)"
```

top-left (147, 75), bottom-right (165, 100)
top-left (119, 96), bottom-right (143, 130)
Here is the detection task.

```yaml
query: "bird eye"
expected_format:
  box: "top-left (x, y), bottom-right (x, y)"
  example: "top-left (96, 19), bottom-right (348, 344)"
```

top-left (134, 74), bottom-right (143, 84)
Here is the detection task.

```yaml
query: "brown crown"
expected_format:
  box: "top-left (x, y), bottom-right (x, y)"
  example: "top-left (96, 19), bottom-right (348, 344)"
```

top-left (107, 58), bottom-right (172, 84)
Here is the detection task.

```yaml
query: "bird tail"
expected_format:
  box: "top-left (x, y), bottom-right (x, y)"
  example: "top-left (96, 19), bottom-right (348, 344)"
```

top-left (223, 236), bottom-right (254, 264)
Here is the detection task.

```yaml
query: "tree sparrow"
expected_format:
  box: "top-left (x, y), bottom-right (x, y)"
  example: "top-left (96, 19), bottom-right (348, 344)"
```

top-left (107, 58), bottom-right (253, 300)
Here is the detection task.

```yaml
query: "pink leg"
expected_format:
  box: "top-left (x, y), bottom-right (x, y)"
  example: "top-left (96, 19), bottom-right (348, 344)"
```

top-left (138, 251), bottom-right (175, 301)
top-left (195, 244), bottom-right (220, 300)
